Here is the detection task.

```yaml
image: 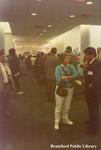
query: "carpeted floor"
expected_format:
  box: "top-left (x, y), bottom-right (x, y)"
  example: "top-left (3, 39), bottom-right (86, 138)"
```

top-left (0, 75), bottom-right (101, 150)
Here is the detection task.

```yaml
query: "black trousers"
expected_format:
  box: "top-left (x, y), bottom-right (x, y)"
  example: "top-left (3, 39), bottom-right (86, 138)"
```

top-left (13, 76), bottom-right (21, 92)
top-left (86, 93), bottom-right (100, 131)
top-left (0, 83), bottom-right (11, 149)
top-left (46, 79), bottom-right (56, 101)
top-left (0, 83), bottom-right (10, 116)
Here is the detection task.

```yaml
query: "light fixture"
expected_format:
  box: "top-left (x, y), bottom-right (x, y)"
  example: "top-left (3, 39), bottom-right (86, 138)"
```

top-left (48, 24), bottom-right (52, 28)
top-left (43, 29), bottom-right (47, 32)
top-left (40, 33), bottom-right (43, 36)
top-left (69, 15), bottom-right (75, 18)
top-left (36, 0), bottom-right (42, 1)
top-left (76, 0), bottom-right (85, 2)
top-left (32, 13), bottom-right (37, 16)
top-left (86, 1), bottom-right (93, 5)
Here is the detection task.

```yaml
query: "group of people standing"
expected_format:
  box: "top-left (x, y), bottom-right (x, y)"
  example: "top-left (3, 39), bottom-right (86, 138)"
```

top-left (0, 46), bottom-right (101, 135)
top-left (53, 47), bottom-right (101, 135)
top-left (41, 45), bottom-right (101, 134)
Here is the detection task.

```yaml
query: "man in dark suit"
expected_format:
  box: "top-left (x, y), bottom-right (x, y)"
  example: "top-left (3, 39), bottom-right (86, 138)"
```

top-left (7, 48), bottom-right (23, 95)
top-left (84, 47), bottom-right (101, 134)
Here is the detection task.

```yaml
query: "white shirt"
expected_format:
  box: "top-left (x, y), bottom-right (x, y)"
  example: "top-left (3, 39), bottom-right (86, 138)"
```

top-left (0, 63), bottom-right (11, 83)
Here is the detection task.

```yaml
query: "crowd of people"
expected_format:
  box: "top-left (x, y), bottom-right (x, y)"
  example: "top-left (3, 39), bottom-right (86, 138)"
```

top-left (0, 46), bottom-right (101, 135)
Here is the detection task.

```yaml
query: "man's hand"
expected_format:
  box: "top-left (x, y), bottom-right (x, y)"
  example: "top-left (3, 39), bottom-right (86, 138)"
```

top-left (14, 72), bottom-right (20, 77)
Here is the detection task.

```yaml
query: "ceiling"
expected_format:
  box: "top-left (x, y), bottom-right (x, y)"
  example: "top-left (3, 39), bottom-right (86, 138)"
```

top-left (0, 0), bottom-right (101, 48)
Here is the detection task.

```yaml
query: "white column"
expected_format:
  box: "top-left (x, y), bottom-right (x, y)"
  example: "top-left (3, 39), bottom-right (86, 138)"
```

top-left (80, 25), bottom-right (91, 61)
top-left (0, 32), bottom-right (5, 49)
top-left (4, 33), bottom-right (14, 55)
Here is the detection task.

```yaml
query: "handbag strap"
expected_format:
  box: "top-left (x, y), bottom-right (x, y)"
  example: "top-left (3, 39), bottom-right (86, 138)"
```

top-left (61, 66), bottom-right (66, 75)
top-left (61, 65), bottom-right (71, 75)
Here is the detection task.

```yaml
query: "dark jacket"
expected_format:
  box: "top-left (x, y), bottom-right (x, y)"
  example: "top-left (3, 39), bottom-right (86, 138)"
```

top-left (7, 54), bottom-right (20, 76)
top-left (84, 59), bottom-right (101, 97)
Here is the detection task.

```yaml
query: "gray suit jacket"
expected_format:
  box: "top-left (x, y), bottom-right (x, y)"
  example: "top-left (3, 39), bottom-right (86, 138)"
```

top-left (44, 54), bottom-right (59, 80)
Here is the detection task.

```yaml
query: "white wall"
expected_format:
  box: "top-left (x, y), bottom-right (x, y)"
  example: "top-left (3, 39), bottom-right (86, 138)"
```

top-left (90, 26), bottom-right (101, 48)
top-left (80, 25), bottom-right (90, 50)
top-left (0, 32), bottom-right (5, 49)
top-left (4, 33), bottom-right (14, 55)
top-left (63, 26), bottom-right (81, 51)
top-left (49, 26), bottom-right (80, 53)
top-left (42, 25), bottom-right (101, 58)
top-left (0, 22), bottom-right (14, 55)
top-left (49, 36), bottom-right (63, 53)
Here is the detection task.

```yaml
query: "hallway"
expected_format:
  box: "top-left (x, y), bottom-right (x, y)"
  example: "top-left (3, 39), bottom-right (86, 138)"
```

top-left (0, 75), bottom-right (101, 150)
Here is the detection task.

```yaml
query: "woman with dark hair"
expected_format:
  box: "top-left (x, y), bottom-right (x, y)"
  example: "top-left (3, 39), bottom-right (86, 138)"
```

top-left (7, 48), bottom-right (23, 95)
top-left (54, 53), bottom-right (78, 130)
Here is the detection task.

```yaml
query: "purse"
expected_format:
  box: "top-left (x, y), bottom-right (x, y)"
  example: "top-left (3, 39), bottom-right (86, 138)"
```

top-left (56, 83), bottom-right (68, 97)
top-left (56, 66), bottom-right (68, 97)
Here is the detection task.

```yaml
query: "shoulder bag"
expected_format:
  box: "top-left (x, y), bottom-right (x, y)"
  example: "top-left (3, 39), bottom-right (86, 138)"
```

top-left (56, 66), bottom-right (68, 97)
